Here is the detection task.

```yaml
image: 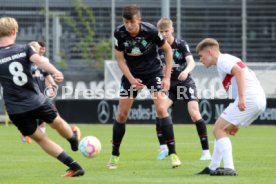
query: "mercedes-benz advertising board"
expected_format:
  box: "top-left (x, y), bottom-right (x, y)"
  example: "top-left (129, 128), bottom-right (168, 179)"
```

top-left (55, 99), bottom-right (276, 124)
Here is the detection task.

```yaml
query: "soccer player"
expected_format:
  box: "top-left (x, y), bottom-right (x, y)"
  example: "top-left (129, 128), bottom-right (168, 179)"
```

top-left (195, 38), bottom-right (266, 176)
top-left (0, 17), bottom-right (84, 177)
top-left (37, 40), bottom-right (57, 99)
top-left (107, 4), bottom-right (181, 169)
top-left (20, 41), bottom-right (57, 143)
top-left (155, 17), bottom-right (211, 161)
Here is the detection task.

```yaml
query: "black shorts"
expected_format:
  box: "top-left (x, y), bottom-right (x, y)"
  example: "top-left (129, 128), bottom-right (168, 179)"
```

top-left (9, 100), bottom-right (58, 136)
top-left (37, 102), bottom-right (58, 125)
top-left (169, 78), bottom-right (198, 103)
top-left (120, 72), bottom-right (163, 98)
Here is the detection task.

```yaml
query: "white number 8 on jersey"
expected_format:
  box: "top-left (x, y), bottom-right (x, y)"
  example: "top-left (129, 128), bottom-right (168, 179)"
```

top-left (9, 62), bottom-right (28, 86)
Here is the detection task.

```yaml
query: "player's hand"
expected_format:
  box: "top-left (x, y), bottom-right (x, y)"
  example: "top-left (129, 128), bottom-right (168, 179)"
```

top-left (53, 71), bottom-right (64, 82)
top-left (161, 77), bottom-right (170, 91)
top-left (228, 126), bottom-right (239, 136)
top-left (178, 71), bottom-right (188, 81)
top-left (238, 97), bottom-right (246, 111)
top-left (130, 78), bottom-right (144, 90)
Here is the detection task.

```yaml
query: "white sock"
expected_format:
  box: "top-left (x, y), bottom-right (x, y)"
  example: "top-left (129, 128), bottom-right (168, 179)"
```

top-left (217, 137), bottom-right (235, 170)
top-left (208, 140), bottom-right (222, 170)
top-left (202, 150), bottom-right (211, 155)
top-left (160, 144), bottom-right (168, 150)
top-left (40, 127), bottom-right (46, 133)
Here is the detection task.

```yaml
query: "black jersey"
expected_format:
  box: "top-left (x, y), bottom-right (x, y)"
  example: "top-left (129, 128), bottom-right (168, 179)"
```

top-left (0, 44), bottom-right (47, 114)
top-left (159, 38), bottom-right (192, 81)
top-left (114, 22), bottom-right (165, 77)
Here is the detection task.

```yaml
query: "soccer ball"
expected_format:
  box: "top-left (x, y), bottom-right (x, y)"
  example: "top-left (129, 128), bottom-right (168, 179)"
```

top-left (79, 136), bottom-right (101, 158)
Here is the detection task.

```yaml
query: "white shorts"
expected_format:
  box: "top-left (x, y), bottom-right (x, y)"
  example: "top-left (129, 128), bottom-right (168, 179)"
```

top-left (220, 95), bottom-right (266, 127)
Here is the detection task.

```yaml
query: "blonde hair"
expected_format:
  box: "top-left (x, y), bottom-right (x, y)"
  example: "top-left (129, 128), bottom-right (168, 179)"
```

top-left (29, 41), bottom-right (41, 53)
top-left (0, 17), bottom-right (18, 37)
top-left (196, 38), bottom-right (220, 53)
top-left (157, 17), bottom-right (173, 30)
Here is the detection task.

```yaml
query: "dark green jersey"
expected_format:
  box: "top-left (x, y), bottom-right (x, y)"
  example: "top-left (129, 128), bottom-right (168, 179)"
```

top-left (159, 38), bottom-right (192, 81)
top-left (0, 44), bottom-right (46, 114)
top-left (114, 22), bottom-right (165, 77)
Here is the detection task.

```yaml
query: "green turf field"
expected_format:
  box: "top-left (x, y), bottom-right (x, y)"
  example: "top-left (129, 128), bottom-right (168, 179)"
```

top-left (0, 124), bottom-right (275, 184)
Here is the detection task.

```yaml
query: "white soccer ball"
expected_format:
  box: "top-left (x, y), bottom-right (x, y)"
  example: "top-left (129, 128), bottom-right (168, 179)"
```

top-left (79, 136), bottom-right (101, 158)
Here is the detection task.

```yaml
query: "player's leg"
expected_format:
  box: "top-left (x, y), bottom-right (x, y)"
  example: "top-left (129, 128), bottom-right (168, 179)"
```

top-left (20, 120), bottom-right (45, 144)
top-left (30, 127), bottom-right (84, 177)
top-left (156, 97), bottom-right (172, 160)
top-left (206, 117), bottom-right (237, 176)
top-left (49, 115), bottom-right (81, 151)
top-left (181, 81), bottom-right (211, 160)
top-left (213, 118), bottom-right (234, 166)
top-left (113, 97), bottom-right (134, 155)
top-left (32, 100), bottom-right (80, 152)
top-left (107, 76), bottom-right (136, 169)
top-left (198, 101), bottom-right (242, 175)
top-left (196, 117), bottom-right (232, 175)
top-left (37, 102), bottom-right (85, 176)
top-left (210, 96), bottom-right (266, 176)
top-left (10, 111), bottom-right (84, 177)
top-left (187, 100), bottom-right (211, 160)
top-left (196, 138), bottom-right (222, 175)
top-left (152, 91), bottom-right (181, 168)
top-left (156, 81), bottom-right (178, 160)
top-left (107, 97), bottom-right (134, 169)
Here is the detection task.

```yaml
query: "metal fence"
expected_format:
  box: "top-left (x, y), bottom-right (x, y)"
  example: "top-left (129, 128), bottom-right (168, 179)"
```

top-left (0, 0), bottom-right (276, 71)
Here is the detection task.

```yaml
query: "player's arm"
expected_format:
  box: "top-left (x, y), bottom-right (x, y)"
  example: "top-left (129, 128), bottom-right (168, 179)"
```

top-left (115, 50), bottom-right (144, 90)
top-left (30, 54), bottom-right (63, 82)
top-left (45, 75), bottom-right (57, 88)
top-left (231, 64), bottom-right (246, 111)
top-left (178, 55), bottom-right (195, 81)
top-left (160, 41), bottom-right (173, 91)
top-left (41, 69), bottom-right (57, 88)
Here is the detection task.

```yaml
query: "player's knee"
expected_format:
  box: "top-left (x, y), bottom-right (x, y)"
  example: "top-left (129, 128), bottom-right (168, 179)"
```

top-left (31, 129), bottom-right (46, 143)
top-left (190, 112), bottom-right (201, 122)
top-left (50, 116), bottom-right (66, 130)
top-left (155, 106), bottom-right (168, 117)
top-left (117, 110), bottom-right (128, 122)
top-left (212, 125), bottom-right (222, 137)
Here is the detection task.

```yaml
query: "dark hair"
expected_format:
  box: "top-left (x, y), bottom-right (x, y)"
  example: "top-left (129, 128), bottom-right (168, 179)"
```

top-left (122, 4), bottom-right (140, 20)
top-left (38, 41), bottom-right (46, 47)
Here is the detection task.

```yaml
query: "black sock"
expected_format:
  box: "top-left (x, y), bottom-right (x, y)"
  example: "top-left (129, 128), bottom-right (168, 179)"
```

top-left (67, 133), bottom-right (76, 142)
top-left (156, 117), bottom-right (166, 145)
top-left (159, 117), bottom-right (176, 155)
top-left (195, 119), bottom-right (209, 150)
top-left (67, 134), bottom-right (78, 151)
top-left (57, 151), bottom-right (82, 170)
top-left (112, 120), bottom-right (126, 156)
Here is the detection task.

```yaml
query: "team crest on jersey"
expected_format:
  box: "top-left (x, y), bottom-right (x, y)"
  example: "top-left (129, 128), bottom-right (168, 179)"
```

top-left (141, 40), bottom-right (148, 47)
top-left (129, 47), bottom-right (142, 56)
top-left (174, 51), bottom-right (182, 59)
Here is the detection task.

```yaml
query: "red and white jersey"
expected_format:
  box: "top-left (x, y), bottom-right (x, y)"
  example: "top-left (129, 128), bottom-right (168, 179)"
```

top-left (217, 53), bottom-right (265, 99)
